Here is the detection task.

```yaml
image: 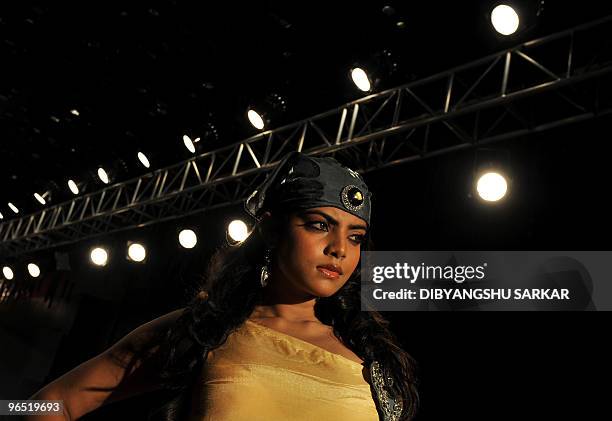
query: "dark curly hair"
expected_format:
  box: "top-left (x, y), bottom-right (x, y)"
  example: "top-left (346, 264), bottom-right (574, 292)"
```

top-left (133, 209), bottom-right (419, 420)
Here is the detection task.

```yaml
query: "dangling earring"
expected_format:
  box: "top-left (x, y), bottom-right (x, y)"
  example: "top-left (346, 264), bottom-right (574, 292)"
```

top-left (260, 248), bottom-right (272, 287)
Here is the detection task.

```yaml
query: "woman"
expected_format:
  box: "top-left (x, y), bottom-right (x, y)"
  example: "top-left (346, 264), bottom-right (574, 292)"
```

top-left (27, 151), bottom-right (419, 421)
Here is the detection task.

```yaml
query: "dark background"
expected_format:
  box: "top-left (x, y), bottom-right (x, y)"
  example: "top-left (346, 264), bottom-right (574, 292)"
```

top-left (1, 1), bottom-right (611, 420)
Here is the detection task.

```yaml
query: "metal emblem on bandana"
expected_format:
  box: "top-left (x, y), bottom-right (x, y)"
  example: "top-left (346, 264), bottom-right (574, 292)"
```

top-left (341, 184), bottom-right (365, 212)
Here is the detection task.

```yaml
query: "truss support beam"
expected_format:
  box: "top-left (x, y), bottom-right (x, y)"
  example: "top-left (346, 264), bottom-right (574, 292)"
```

top-left (2, 16), bottom-right (611, 257)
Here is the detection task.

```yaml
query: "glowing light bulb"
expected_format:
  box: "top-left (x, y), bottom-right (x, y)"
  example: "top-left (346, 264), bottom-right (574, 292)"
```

top-left (128, 243), bottom-right (146, 262)
top-left (247, 110), bottom-right (265, 130)
top-left (183, 135), bottom-right (196, 153)
top-left (68, 179), bottom-right (79, 195)
top-left (179, 229), bottom-right (198, 249)
top-left (351, 67), bottom-right (372, 92)
top-left (90, 247), bottom-right (109, 267)
top-left (491, 5), bottom-right (520, 36)
top-left (98, 167), bottom-right (109, 184)
top-left (228, 220), bottom-right (249, 242)
top-left (27, 263), bottom-right (41, 278)
top-left (477, 172), bottom-right (508, 202)
top-left (2, 266), bottom-right (14, 280)
top-left (138, 152), bottom-right (151, 168)
top-left (34, 193), bottom-right (46, 205)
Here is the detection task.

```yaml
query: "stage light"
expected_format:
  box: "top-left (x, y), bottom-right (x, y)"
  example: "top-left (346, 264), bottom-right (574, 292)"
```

top-left (245, 93), bottom-right (289, 130)
top-left (2, 266), bottom-right (13, 280)
top-left (137, 152), bottom-right (151, 168)
top-left (0, 212), bottom-right (3, 220)
top-left (179, 229), bottom-right (198, 249)
top-left (382, 5), bottom-right (395, 16)
top-left (247, 109), bottom-right (265, 130)
top-left (68, 179), bottom-right (79, 195)
top-left (27, 263), bottom-right (41, 278)
top-left (351, 67), bottom-right (372, 92)
top-left (70, 109), bottom-right (80, 116)
top-left (183, 135), bottom-right (196, 154)
top-left (476, 172), bottom-right (508, 202)
top-left (228, 220), bottom-right (249, 242)
top-left (8, 202), bottom-right (19, 214)
top-left (90, 247), bottom-right (108, 267)
top-left (98, 167), bottom-right (110, 184)
top-left (349, 50), bottom-right (407, 93)
top-left (127, 242), bottom-right (146, 262)
top-left (34, 193), bottom-right (46, 205)
top-left (491, 4), bottom-right (520, 35)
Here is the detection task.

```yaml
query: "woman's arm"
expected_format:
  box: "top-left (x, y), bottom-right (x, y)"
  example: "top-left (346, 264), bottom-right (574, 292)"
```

top-left (24, 307), bottom-right (186, 420)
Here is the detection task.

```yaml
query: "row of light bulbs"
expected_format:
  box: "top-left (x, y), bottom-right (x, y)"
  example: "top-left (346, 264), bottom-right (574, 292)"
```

top-left (83, 219), bottom-right (249, 267)
top-left (0, 220), bottom-right (251, 281)
top-left (4, 152), bottom-right (508, 223)
top-left (2, 157), bottom-right (510, 221)
top-left (1, 5), bottom-right (521, 220)
top-left (1, 168), bottom-right (508, 280)
top-left (2, 131), bottom-right (240, 218)
top-left (2, 168), bottom-right (508, 278)
top-left (2, 263), bottom-right (40, 280)
top-left (1, 152), bottom-right (153, 219)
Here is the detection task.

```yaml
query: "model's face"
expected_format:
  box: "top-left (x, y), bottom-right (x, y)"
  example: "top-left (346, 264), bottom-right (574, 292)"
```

top-left (271, 206), bottom-right (368, 298)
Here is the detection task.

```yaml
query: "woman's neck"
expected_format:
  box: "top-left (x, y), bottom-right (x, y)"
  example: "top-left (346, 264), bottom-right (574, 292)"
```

top-left (250, 300), bottom-right (319, 323)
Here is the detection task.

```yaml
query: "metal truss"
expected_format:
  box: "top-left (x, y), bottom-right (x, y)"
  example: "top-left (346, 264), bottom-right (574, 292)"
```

top-left (2, 16), bottom-right (611, 258)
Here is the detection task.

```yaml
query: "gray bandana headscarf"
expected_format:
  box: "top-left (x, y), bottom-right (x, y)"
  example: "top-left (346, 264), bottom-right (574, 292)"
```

top-left (244, 151), bottom-right (372, 226)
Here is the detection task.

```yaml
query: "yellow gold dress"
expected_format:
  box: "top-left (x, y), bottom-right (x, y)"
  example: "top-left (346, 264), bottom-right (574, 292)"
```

top-left (194, 319), bottom-right (379, 420)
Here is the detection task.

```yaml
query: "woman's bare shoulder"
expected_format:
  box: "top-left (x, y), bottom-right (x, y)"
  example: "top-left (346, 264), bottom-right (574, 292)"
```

top-left (28, 307), bottom-right (189, 419)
